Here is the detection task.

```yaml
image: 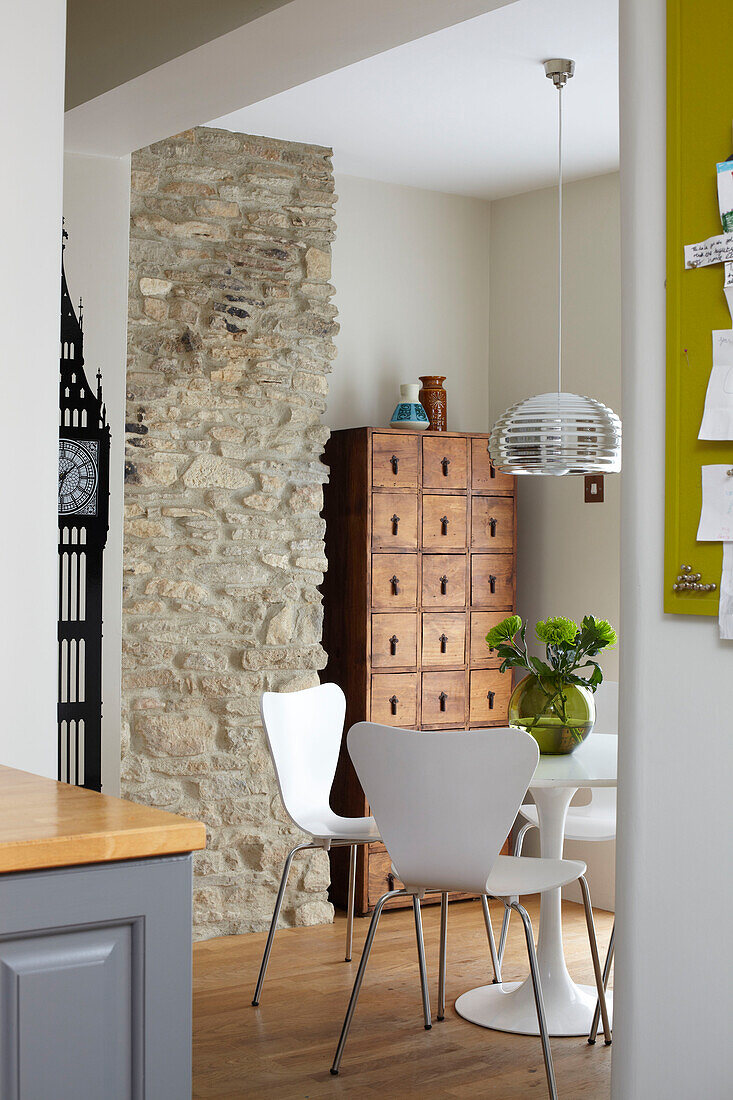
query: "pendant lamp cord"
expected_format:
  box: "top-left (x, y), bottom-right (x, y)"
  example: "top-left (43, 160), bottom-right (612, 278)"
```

top-left (557, 81), bottom-right (563, 396)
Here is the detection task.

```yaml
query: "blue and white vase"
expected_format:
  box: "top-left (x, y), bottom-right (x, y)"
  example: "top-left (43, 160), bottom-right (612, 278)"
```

top-left (390, 383), bottom-right (429, 430)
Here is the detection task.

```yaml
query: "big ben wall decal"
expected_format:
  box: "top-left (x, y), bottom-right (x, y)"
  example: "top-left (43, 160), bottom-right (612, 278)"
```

top-left (58, 227), bottom-right (110, 790)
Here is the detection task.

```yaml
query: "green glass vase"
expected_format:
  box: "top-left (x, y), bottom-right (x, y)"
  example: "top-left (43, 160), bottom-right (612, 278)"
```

top-left (508, 675), bottom-right (595, 755)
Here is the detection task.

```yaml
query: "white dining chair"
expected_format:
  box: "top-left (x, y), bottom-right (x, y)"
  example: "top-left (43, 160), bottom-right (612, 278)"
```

top-left (330, 724), bottom-right (610, 1099)
top-left (252, 683), bottom-right (381, 1006)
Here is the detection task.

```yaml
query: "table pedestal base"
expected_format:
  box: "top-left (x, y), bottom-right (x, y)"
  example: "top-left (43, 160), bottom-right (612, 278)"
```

top-left (455, 978), bottom-right (613, 1037)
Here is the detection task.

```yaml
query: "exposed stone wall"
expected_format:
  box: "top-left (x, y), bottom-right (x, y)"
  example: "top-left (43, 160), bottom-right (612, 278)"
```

top-left (121, 127), bottom-right (338, 939)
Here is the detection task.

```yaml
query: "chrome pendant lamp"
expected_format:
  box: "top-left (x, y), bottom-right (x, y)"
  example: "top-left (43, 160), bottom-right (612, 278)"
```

top-left (489, 60), bottom-right (621, 476)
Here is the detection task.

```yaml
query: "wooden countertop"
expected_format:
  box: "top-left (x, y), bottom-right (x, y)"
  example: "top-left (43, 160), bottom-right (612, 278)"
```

top-left (0, 765), bottom-right (206, 874)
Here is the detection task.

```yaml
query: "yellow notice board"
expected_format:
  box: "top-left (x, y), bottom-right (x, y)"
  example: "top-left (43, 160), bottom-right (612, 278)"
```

top-left (665, 0), bottom-right (733, 615)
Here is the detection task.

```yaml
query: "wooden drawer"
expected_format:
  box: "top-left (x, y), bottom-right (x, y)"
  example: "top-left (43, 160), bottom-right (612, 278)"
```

top-left (372, 492), bottom-right (418, 549)
top-left (471, 554), bottom-right (515, 609)
top-left (422, 612), bottom-right (466, 667)
top-left (371, 613), bottom-right (418, 668)
top-left (421, 670), bottom-right (466, 727)
top-left (368, 847), bottom-right (405, 907)
top-left (422, 554), bottom-right (467, 608)
top-left (371, 673), bottom-right (418, 726)
top-left (422, 436), bottom-right (469, 489)
top-left (422, 494), bottom-right (467, 549)
top-left (372, 433), bottom-right (418, 488)
top-left (469, 669), bottom-right (512, 724)
top-left (471, 438), bottom-right (515, 492)
top-left (470, 611), bottom-right (509, 667)
top-left (471, 496), bottom-right (515, 550)
top-left (371, 554), bottom-right (418, 609)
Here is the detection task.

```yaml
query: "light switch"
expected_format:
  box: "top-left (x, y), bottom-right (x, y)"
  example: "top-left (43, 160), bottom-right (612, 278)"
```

top-left (584, 474), bottom-right (604, 503)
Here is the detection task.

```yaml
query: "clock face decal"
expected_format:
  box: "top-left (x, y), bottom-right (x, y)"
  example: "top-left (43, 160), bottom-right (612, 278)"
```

top-left (58, 439), bottom-right (99, 515)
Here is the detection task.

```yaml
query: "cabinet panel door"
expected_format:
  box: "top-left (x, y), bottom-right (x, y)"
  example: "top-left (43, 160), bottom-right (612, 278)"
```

top-left (471, 438), bottom-right (515, 492)
top-left (470, 611), bottom-right (511, 667)
top-left (371, 554), bottom-right (418, 608)
top-left (371, 613), bottom-right (418, 668)
top-left (371, 673), bottom-right (418, 725)
top-left (422, 494), bottom-right (467, 549)
top-left (422, 436), bottom-right (469, 488)
top-left (471, 496), bottom-right (515, 550)
top-left (469, 669), bottom-right (512, 724)
top-left (422, 554), bottom-right (467, 608)
top-left (421, 670), bottom-right (466, 727)
top-left (372, 434), bottom-right (418, 488)
top-left (422, 612), bottom-right (466, 667)
top-left (372, 492), bottom-right (418, 549)
top-left (471, 554), bottom-right (515, 609)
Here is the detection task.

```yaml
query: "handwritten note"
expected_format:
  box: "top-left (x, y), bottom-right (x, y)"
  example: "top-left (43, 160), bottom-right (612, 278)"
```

top-left (684, 231), bottom-right (733, 269)
top-left (697, 465), bottom-right (733, 541)
top-left (699, 331), bottom-right (733, 438)
top-left (719, 543), bottom-right (733, 639)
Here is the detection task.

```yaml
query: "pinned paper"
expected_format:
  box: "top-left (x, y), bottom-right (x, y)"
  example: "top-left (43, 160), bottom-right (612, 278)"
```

top-left (699, 330), bottom-right (733, 438)
top-left (719, 542), bottom-right (733, 639)
top-left (717, 162), bottom-right (733, 231)
top-left (697, 464), bottom-right (733, 541)
top-left (684, 231), bottom-right (733, 269)
top-left (725, 262), bottom-right (733, 321)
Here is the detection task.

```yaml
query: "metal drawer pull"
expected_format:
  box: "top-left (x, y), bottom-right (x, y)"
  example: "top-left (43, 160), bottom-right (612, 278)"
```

top-left (440, 515), bottom-right (449, 536)
top-left (391, 454), bottom-right (399, 475)
top-left (440, 575), bottom-right (448, 595)
top-left (389, 634), bottom-right (399, 656)
top-left (439, 633), bottom-right (448, 653)
top-left (489, 517), bottom-right (497, 537)
top-left (390, 575), bottom-right (400, 596)
top-left (489, 574), bottom-right (496, 594)
top-left (439, 691), bottom-right (448, 712)
top-left (487, 690), bottom-right (495, 709)
top-left (390, 695), bottom-right (399, 715)
top-left (441, 456), bottom-right (451, 476)
top-left (391, 513), bottom-right (400, 535)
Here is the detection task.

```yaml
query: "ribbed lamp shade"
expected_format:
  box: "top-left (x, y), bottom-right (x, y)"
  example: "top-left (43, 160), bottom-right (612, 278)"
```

top-left (488, 392), bottom-right (622, 476)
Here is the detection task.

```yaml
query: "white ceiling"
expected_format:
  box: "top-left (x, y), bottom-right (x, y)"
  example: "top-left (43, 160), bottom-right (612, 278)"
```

top-left (212, 0), bottom-right (619, 200)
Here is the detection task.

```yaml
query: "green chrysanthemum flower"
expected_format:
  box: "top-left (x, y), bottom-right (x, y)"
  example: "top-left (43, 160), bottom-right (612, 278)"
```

top-left (485, 615), bottom-right (522, 650)
top-left (535, 616), bottom-right (578, 646)
top-left (594, 619), bottom-right (618, 648)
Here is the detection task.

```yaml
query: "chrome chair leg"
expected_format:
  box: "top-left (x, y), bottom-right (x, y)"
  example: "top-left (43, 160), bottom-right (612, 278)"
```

top-left (437, 892), bottom-right (448, 1020)
top-left (252, 841), bottom-right (314, 1006)
top-left (345, 844), bottom-right (358, 962)
top-left (331, 888), bottom-right (404, 1075)
top-left (589, 918), bottom-right (615, 1045)
top-left (511, 901), bottom-right (558, 1100)
top-left (412, 895), bottom-right (432, 1030)
top-left (481, 895), bottom-right (502, 984)
top-left (578, 876), bottom-right (612, 1045)
top-left (498, 819), bottom-right (535, 966)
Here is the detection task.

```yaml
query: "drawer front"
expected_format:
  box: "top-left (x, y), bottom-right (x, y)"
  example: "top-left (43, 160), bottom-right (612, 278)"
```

top-left (371, 673), bottom-right (418, 726)
top-left (371, 613), bottom-right (418, 668)
top-left (422, 494), bottom-right (467, 549)
top-left (421, 670), bottom-right (466, 727)
top-left (470, 611), bottom-right (510, 667)
top-left (368, 848), bottom-right (405, 907)
top-left (371, 554), bottom-right (418, 609)
top-left (471, 496), bottom-right (515, 550)
top-left (469, 668), bottom-right (512, 724)
top-left (422, 612), bottom-right (466, 667)
top-left (422, 436), bottom-right (469, 489)
top-left (372, 492), bottom-right (418, 549)
top-left (471, 554), bottom-right (515, 609)
top-left (471, 438), bottom-right (515, 492)
top-left (422, 554), bottom-right (467, 608)
top-left (372, 433), bottom-right (418, 489)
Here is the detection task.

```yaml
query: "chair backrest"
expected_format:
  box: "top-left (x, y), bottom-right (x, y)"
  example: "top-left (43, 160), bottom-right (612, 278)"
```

top-left (260, 683), bottom-right (346, 833)
top-left (347, 724), bottom-right (540, 894)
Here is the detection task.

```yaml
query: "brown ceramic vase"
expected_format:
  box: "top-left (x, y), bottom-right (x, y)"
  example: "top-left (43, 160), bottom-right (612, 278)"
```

top-left (418, 376), bottom-right (447, 431)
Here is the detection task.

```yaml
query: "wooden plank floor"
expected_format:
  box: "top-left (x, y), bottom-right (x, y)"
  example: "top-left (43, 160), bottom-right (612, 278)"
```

top-left (193, 896), bottom-right (613, 1099)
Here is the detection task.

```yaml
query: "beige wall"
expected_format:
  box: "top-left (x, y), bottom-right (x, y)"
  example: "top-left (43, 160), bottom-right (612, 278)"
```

top-left (329, 174), bottom-right (490, 432)
top-left (489, 172), bottom-right (622, 680)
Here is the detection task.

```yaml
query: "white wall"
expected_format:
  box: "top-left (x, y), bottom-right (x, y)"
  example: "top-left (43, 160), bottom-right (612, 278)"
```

top-left (62, 154), bottom-right (131, 795)
top-left (329, 174), bottom-right (490, 431)
top-left (489, 173), bottom-right (622, 681)
top-left (0, 1), bottom-right (66, 778)
top-left (614, 0), bottom-right (733, 1096)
